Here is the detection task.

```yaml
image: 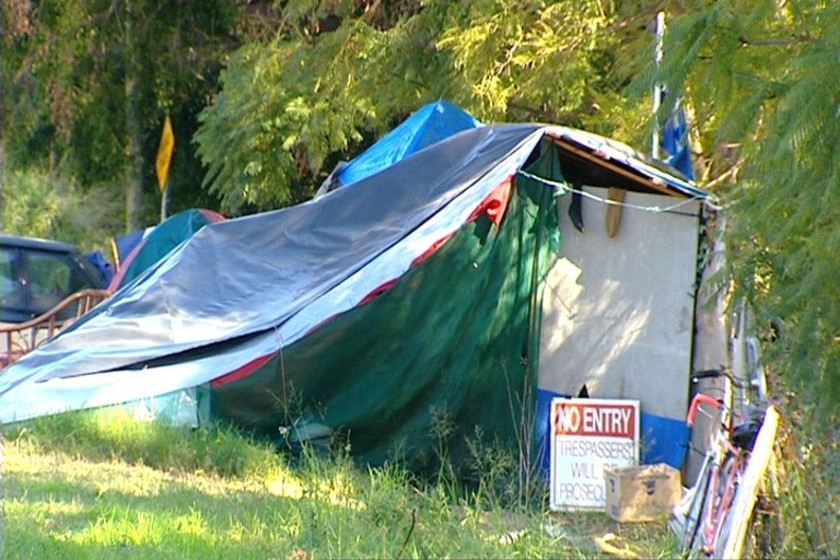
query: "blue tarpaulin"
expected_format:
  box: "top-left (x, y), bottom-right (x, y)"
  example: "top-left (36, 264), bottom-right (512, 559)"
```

top-left (317, 101), bottom-right (482, 194)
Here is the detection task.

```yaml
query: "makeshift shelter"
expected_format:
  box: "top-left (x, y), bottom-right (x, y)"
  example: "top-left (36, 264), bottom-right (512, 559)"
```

top-left (0, 120), bottom-right (719, 475)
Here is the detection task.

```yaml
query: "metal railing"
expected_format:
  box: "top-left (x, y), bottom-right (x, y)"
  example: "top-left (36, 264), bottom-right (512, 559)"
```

top-left (0, 288), bottom-right (110, 368)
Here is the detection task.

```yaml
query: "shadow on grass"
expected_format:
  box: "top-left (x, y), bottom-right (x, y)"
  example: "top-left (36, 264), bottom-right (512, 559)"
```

top-left (5, 467), bottom-right (306, 560)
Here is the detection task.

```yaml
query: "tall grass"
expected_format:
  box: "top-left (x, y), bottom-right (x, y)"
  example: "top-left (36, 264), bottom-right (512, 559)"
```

top-left (4, 407), bottom-right (283, 479)
top-left (1, 408), bottom-right (678, 559)
top-left (768, 406), bottom-right (840, 559)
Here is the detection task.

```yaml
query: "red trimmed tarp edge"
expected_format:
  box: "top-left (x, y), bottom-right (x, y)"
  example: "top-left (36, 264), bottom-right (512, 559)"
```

top-left (210, 352), bottom-right (276, 387)
top-left (360, 176), bottom-right (514, 305)
top-left (211, 176), bottom-right (515, 388)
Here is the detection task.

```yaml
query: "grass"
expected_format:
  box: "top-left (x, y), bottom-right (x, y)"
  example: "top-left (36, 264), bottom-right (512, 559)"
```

top-left (0, 408), bottom-right (679, 559)
top-left (762, 406), bottom-right (840, 559)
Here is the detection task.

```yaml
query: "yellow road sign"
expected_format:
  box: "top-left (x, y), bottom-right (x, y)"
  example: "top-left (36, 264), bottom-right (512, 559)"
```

top-left (155, 115), bottom-right (174, 193)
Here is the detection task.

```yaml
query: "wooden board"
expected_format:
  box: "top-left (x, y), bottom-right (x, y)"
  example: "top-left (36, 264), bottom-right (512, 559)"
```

top-left (720, 405), bottom-right (780, 559)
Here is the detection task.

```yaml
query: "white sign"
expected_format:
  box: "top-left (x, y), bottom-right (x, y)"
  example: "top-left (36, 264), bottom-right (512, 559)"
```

top-left (549, 397), bottom-right (640, 510)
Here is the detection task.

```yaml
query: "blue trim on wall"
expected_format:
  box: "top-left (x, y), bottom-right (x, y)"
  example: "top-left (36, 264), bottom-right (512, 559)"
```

top-left (640, 411), bottom-right (689, 467)
top-left (535, 388), bottom-right (688, 480)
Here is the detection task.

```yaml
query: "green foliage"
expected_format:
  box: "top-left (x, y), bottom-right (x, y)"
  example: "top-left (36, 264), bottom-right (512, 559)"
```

top-left (1, 168), bottom-right (121, 252)
top-left (194, 33), bottom-right (379, 214)
top-left (770, 413), bottom-right (840, 558)
top-left (195, 0), bottom-right (641, 213)
top-left (619, 1), bottom-right (839, 554)
top-left (5, 0), bottom-right (126, 181)
top-left (436, 1), bottom-right (619, 123)
top-left (2, 0), bottom-right (241, 229)
top-left (657, 0), bottom-right (839, 413)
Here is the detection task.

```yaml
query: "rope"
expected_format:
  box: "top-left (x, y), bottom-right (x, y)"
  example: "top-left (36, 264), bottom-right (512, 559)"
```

top-left (516, 170), bottom-right (721, 215)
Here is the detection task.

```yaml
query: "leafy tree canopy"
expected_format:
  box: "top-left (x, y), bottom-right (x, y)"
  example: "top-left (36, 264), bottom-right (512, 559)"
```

top-left (195, 0), bottom-right (636, 213)
top-left (2, 0), bottom-right (243, 230)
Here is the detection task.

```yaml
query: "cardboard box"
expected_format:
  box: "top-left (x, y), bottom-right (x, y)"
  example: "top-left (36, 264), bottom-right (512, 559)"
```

top-left (604, 463), bottom-right (681, 522)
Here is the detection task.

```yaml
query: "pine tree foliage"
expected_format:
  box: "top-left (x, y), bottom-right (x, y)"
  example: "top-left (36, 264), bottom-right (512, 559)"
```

top-left (627, 8), bottom-right (839, 548)
top-left (632, 1), bottom-right (839, 416)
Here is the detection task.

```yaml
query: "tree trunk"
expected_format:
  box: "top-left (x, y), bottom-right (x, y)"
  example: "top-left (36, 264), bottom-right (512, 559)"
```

top-left (123, 0), bottom-right (145, 233)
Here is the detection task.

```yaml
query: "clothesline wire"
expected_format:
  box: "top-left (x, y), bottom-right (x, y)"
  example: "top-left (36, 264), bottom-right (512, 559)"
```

top-left (516, 170), bottom-right (722, 214)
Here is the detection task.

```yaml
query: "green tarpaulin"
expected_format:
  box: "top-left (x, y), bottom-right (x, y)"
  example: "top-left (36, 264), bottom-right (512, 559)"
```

top-left (210, 147), bottom-right (563, 471)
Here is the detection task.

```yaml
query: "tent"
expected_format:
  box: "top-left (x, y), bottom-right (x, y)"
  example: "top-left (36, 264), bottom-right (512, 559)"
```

top-left (110, 229), bottom-right (147, 273)
top-left (108, 208), bottom-right (226, 292)
top-left (0, 121), bottom-right (718, 474)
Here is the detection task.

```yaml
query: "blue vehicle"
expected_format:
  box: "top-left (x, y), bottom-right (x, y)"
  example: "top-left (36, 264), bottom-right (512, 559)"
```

top-left (0, 234), bottom-right (106, 323)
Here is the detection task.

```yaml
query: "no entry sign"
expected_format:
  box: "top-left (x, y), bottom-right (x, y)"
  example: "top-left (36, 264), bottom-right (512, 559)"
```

top-left (549, 397), bottom-right (640, 510)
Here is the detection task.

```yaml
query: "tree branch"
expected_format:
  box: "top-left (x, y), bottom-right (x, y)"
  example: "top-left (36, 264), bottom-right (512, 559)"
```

top-left (738, 34), bottom-right (812, 47)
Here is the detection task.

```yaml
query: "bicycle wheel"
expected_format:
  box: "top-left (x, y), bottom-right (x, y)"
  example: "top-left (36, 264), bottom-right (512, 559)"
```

top-left (707, 450), bottom-right (746, 556)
